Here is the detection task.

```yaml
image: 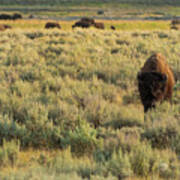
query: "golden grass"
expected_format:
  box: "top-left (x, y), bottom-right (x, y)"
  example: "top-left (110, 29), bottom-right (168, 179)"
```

top-left (0, 19), bottom-right (171, 30)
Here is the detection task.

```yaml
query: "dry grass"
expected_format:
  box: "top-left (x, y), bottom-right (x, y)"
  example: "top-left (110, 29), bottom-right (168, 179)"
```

top-left (0, 19), bottom-right (171, 30)
top-left (0, 27), bottom-right (179, 179)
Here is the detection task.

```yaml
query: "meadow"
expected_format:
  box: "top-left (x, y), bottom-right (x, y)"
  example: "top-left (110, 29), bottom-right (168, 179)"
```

top-left (0, 21), bottom-right (179, 179)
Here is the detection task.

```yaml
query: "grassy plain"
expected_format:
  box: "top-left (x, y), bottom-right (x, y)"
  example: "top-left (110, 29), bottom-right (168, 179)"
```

top-left (0, 1), bottom-right (179, 179)
top-left (0, 19), bottom-right (171, 30)
top-left (0, 24), bottom-right (179, 179)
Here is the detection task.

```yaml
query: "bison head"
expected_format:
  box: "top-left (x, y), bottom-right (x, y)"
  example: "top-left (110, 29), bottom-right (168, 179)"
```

top-left (137, 72), bottom-right (167, 112)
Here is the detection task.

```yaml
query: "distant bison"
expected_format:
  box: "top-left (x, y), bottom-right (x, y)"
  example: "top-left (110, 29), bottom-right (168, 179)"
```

top-left (72, 17), bottom-right (95, 29)
top-left (170, 18), bottom-right (180, 30)
top-left (171, 19), bottom-right (180, 25)
top-left (94, 22), bottom-right (105, 29)
top-left (111, 25), bottom-right (116, 30)
top-left (72, 18), bottom-right (105, 30)
top-left (171, 25), bottom-right (180, 30)
top-left (45, 22), bottom-right (61, 29)
top-left (0, 14), bottom-right (12, 20)
top-left (0, 13), bottom-right (22, 20)
top-left (137, 53), bottom-right (175, 112)
top-left (72, 21), bottom-right (92, 29)
top-left (12, 13), bottom-right (22, 20)
top-left (0, 24), bottom-right (11, 31)
top-left (80, 17), bottom-right (95, 25)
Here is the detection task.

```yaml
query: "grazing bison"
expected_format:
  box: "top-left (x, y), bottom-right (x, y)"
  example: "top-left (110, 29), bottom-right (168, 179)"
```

top-left (0, 14), bottom-right (12, 20)
top-left (72, 21), bottom-right (92, 29)
top-left (94, 22), bottom-right (105, 29)
top-left (80, 17), bottom-right (95, 25)
top-left (137, 53), bottom-right (175, 112)
top-left (171, 25), bottom-right (180, 30)
top-left (45, 22), bottom-right (61, 29)
top-left (12, 13), bottom-right (22, 20)
top-left (171, 19), bottom-right (180, 25)
top-left (170, 18), bottom-right (180, 30)
top-left (72, 17), bottom-right (95, 29)
top-left (0, 24), bottom-right (11, 31)
top-left (111, 25), bottom-right (116, 30)
top-left (0, 13), bottom-right (22, 20)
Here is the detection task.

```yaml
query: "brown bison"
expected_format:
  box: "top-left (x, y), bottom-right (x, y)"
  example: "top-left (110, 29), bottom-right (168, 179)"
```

top-left (45, 22), bottom-right (61, 29)
top-left (80, 17), bottom-right (95, 25)
top-left (0, 24), bottom-right (11, 31)
top-left (72, 17), bottom-right (95, 29)
top-left (170, 18), bottom-right (180, 30)
top-left (137, 53), bottom-right (175, 112)
top-left (72, 21), bottom-right (92, 29)
top-left (171, 25), bottom-right (180, 30)
top-left (171, 19), bottom-right (180, 25)
top-left (94, 22), bottom-right (105, 29)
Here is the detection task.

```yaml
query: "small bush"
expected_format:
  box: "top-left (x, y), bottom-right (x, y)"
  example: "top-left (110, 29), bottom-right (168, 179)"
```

top-left (63, 119), bottom-right (103, 156)
top-left (130, 143), bottom-right (152, 177)
top-left (107, 148), bottom-right (132, 179)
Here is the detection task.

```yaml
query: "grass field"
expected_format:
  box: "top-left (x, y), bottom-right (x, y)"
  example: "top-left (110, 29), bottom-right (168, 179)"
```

top-left (0, 1), bottom-right (179, 179)
top-left (0, 26), bottom-right (179, 179)
top-left (0, 19), bottom-right (172, 30)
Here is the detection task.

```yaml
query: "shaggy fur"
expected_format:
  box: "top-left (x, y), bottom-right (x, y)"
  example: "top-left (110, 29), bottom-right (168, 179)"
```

top-left (94, 22), bottom-right (105, 29)
top-left (80, 17), bottom-right (95, 25)
top-left (137, 53), bottom-right (175, 112)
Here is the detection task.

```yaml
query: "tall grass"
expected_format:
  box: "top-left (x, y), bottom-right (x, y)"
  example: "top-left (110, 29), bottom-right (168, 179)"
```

top-left (0, 20), bottom-right (171, 30)
top-left (0, 28), bottom-right (179, 179)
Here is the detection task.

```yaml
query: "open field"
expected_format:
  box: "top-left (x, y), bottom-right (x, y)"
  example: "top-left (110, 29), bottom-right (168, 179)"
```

top-left (0, 1), bottom-right (179, 179)
top-left (0, 19), bottom-right (172, 30)
top-left (0, 27), bottom-right (179, 179)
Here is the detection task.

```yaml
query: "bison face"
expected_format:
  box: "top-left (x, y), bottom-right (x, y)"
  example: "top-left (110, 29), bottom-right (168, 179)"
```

top-left (137, 72), bottom-right (167, 112)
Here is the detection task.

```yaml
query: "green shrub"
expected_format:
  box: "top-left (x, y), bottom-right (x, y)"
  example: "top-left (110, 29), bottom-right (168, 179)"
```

top-left (107, 148), bottom-right (132, 179)
top-left (130, 143), bottom-right (152, 176)
top-left (63, 119), bottom-right (103, 156)
top-left (142, 109), bottom-right (180, 150)
top-left (104, 105), bottom-right (144, 129)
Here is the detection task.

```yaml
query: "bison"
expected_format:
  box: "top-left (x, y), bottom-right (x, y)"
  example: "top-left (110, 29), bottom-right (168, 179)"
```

top-left (94, 22), bottom-right (105, 29)
top-left (170, 18), bottom-right (180, 30)
top-left (45, 22), bottom-right (61, 29)
top-left (137, 53), bottom-right (175, 112)
top-left (80, 17), bottom-right (95, 25)
top-left (12, 13), bottom-right (22, 20)
top-left (0, 14), bottom-right (12, 20)
top-left (72, 17), bottom-right (95, 29)
top-left (0, 13), bottom-right (22, 20)
top-left (72, 21), bottom-right (92, 29)
top-left (171, 19), bottom-right (180, 25)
